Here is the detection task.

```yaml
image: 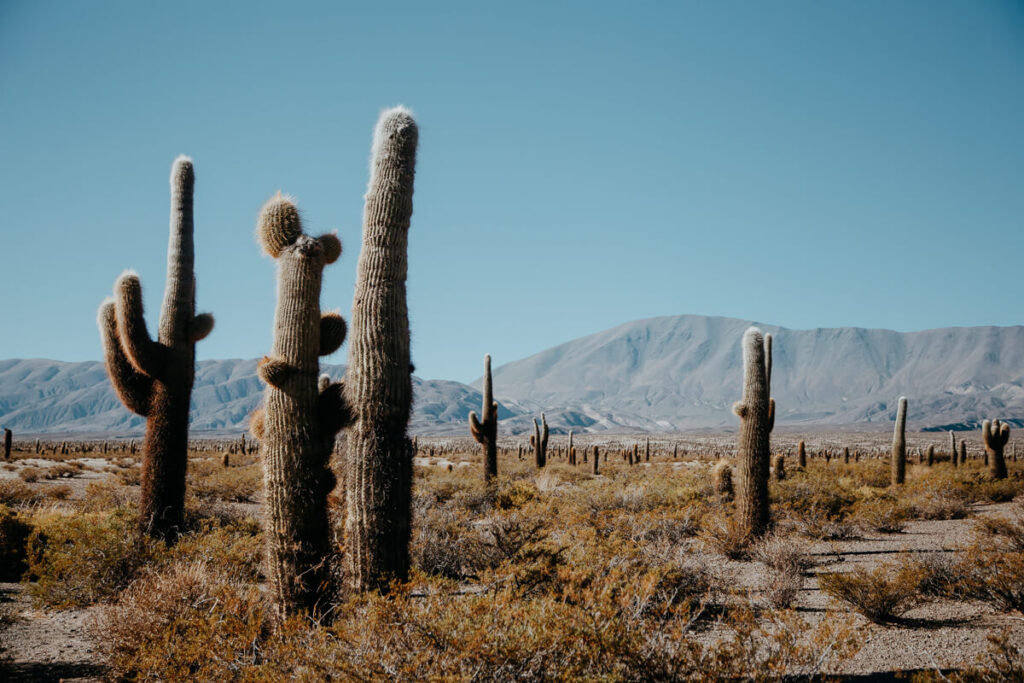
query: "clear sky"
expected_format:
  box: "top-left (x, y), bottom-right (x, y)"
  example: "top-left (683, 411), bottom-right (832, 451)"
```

top-left (1, 1), bottom-right (1022, 383)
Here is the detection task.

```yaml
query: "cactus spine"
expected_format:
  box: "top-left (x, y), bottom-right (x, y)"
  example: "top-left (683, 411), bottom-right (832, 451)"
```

top-left (469, 354), bottom-right (498, 484)
top-left (254, 194), bottom-right (349, 617)
top-left (733, 327), bottom-right (772, 539)
top-left (97, 156), bottom-right (213, 541)
top-left (343, 107), bottom-right (418, 593)
top-left (982, 419), bottom-right (1010, 480)
top-left (532, 414), bottom-right (549, 468)
top-left (891, 397), bottom-right (907, 485)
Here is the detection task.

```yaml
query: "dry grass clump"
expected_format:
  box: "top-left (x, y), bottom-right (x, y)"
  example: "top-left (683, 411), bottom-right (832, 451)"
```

top-left (17, 467), bottom-right (42, 483)
top-left (188, 461), bottom-right (261, 503)
top-left (850, 496), bottom-right (911, 533)
top-left (752, 533), bottom-right (814, 610)
top-left (818, 559), bottom-right (929, 623)
top-left (699, 514), bottom-right (753, 560)
top-left (0, 480), bottom-right (41, 506)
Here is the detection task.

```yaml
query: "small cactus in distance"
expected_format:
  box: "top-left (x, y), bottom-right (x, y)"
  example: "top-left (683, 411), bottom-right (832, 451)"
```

top-left (97, 156), bottom-right (214, 542)
top-left (982, 419), bottom-right (1010, 480)
top-left (891, 397), bottom-right (907, 485)
top-left (468, 354), bottom-right (498, 484)
top-left (343, 107), bottom-right (419, 593)
top-left (772, 454), bottom-right (785, 481)
top-left (254, 194), bottom-right (350, 618)
top-left (925, 445), bottom-right (934, 467)
top-left (713, 461), bottom-right (733, 500)
top-left (592, 445), bottom-right (599, 475)
top-left (531, 413), bottom-right (549, 468)
top-left (798, 440), bottom-right (807, 469)
top-left (733, 327), bottom-right (772, 539)
top-left (959, 440), bottom-right (967, 465)
top-left (949, 431), bottom-right (957, 468)
top-left (3, 429), bottom-right (10, 461)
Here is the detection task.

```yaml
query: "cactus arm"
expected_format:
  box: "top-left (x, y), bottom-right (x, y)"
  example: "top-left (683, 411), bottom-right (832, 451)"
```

top-left (98, 298), bottom-right (153, 416)
top-left (258, 356), bottom-right (296, 389)
top-left (469, 411), bottom-right (485, 443)
top-left (320, 312), bottom-right (347, 356)
top-left (114, 271), bottom-right (167, 378)
top-left (249, 408), bottom-right (266, 440)
top-left (732, 401), bottom-right (749, 418)
top-left (318, 234), bottom-right (341, 265)
top-left (767, 398), bottom-right (775, 433)
top-left (318, 380), bottom-right (351, 436)
top-left (189, 313), bottom-right (215, 343)
top-left (159, 156), bottom-right (197, 346)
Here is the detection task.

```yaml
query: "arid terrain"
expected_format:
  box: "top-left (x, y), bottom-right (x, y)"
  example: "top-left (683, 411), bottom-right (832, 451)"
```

top-left (0, 431), bottom-right (1021, 682)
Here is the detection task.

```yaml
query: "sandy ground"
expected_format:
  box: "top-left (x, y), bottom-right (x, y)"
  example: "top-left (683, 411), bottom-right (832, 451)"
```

top-left (1, 454), bottom-right (1021, 679)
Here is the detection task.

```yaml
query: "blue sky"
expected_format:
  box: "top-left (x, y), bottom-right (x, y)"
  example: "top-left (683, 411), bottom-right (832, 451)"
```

top-left (1, 1), bottom-right (1022, 383)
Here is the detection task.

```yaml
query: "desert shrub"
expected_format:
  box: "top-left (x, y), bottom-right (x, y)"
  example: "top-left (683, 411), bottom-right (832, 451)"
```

top-left (760, 568), bottom-right (803, 610)
top-left (25, 507), bottom-right (165, 607)
top-left (115, 467), bottom-right (141, 486)
top-left (0, 480), bottom-right (41, 506)
top-left (753, 532), bottom-right (814, 575)
top-left (18, 467), bottom-right (41, 483)
top-left (43, 463), bottom-right (80, 479)
top-left (46, 483), bottom-right (73, 500)
top-left (974, 477), bottom-right (1024, 504)
top-left (410, 506), bottom-right (481, 580)
top-left (188, 464), bottom-right (260, 503)
top-left (790, 506), bottom-right (861, 541)
top-left (170, 518), bottom-right (262, 582)
top-left (699, 514), bottom-right (752, 560)
top-left (0, 505), bottom-right (32, 581)
top-left (773, 472), bottom-right (857, 520)
top-left (818, 560), bottom-right (928, 623)
top-left (94, 560), bottom-right (270, 682)
top-left (493, 479), bottom-right (538, 510)
top-left (972, 513), bottom-right (1024, 552)
top-left (907, 490), bottom-right (972, 520)
top-left (956, 550), bottom-right (1024, 614)
top-left (850, 497), bottom-right (911, 533)
top-left (80, 480), bottom-right (137, 512)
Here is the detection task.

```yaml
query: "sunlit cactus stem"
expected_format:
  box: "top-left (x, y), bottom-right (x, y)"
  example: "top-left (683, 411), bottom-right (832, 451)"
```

top-left (982, 419), bottom-right (1010, 480)
top-left (733, 327), bottom-right (772, 539)
top-left (97, 155), bottom-right (214, 542)
top-left (959, 440), bottom-right (967, 465)
top-left (469, 354), bottom-right (498, 484)
top-left (891, 397), bottom-right (907, 486)
top-left (255, 194), bottom-right (349, 618)
top-left (344, 107), bottom-right (419, 593)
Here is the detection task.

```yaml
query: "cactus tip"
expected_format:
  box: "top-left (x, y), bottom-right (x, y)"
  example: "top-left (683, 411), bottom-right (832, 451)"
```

top-left (371, 106), bottom-right (418, 159)
top-left (257, 192), bottom-right (303, 258)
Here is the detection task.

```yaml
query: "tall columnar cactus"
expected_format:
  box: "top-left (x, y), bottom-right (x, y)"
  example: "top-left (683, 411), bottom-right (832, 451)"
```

top-left (733, 327), bottom-right (772, 539)
top-left (949, 431), bottom-right (957, 468)
top-left (982, 419), bottom-right (1010, 480)
top-left (798, 440), bottom-right (807, 468)
top-left (926, 445), bottom-right (934, 467)
top-left (959, 440), bottom-right (967, 465)
top-left (469, 354), bottom-right (498, 484)
top-left (343, 107), bottom-right (419, 593)
top-left (592, 445), bottom-right (599, 475)
top-left (764, 333), bottom-right (776, 433)
top-left (891, 397), bottom-right (907, 486)
top-left (97, 156), bottom-right (213, 541)
top-left (531, 413), bottom-right (549, 468)
top-left (253, 194), bottom-right (349, 618)
top-left (3, 429), bottom-right (10, 461)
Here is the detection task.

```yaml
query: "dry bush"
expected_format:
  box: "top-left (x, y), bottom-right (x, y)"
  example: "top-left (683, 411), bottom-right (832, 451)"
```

top-left (699, 514), bottom-right (752, 560)
top-left (955, 513), bottom-right (1024, 614)
top-left (115, 467), bottom-right (141, 486)
top-left (0, 505), bottom-right (32, 581)
top-left (0, 480), bottom-right (41, 506)
top-left (907, 489), bottom-right (972, 520)
top-left (25, 507), bottom-right (165, 608)
top-left (851, 497), bottom-right (911, 533)
top-left (409, 505), bottom-right (481, 580)
top-left (46, 483), bottom-right (73, 500)
top-left (170, 518), bottom-right (263, 582)
top-left (188, 464), bottom-right (261, 503)
top-left (18, 467), bottom-right (41, 483)
top-left (818, 560), bottom-right (928, 623)
top-left (753, 532), bottom-right (814, 575)
top-left (43, 463), bottom-right (80, 479)
top-left (80, 480), bottom-right (138, 511)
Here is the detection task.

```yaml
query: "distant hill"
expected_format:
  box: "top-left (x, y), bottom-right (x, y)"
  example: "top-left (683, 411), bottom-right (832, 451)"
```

top-left (478, 315), bottom-right (1024, 433)
top-left (1, 315), bottom-right (1022, 436)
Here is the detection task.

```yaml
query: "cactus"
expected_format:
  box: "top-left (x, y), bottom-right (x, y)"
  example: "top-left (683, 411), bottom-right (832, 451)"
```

top-left (468, 354), bottom-right (498, 484)
top-left (644, 437), bottom-right (650, 462)
top-left (253, 194), bottom-right (349, 617)
top-left (531, 414), bottom-right (549, 468)
top-left (772, 454), bottom-right (786, 481)
top-left (733, 327), bottom-right (772, 539)
top-left (843, 447), bottom-right (850, 464)
top-left (712, 461), bottom-right (733, 500)
top-left (949, 431), bottom-right (957, 467)
top-left (97, 156), bottom-right (213, 541)
top-left (926, 445), bottom-right (934, 467)
top-left (891, 397), bottom-right (907, 486)
top-left (568, 431), bottom-right (575, 466)
top-left (798, 440), bottom-right (807, 469)
top-left (982, 419), bottom-right (1010, 480)
top-left (959, 440), bottom-right (967, 465)
top-left (343, 107), bottom-right (419, 593)
top-left (3, 429), bottom-right (10, 461)
top-left (592, 445), bottom-right (599, 475)
top-left (764, 333), bottom-right (776, 433)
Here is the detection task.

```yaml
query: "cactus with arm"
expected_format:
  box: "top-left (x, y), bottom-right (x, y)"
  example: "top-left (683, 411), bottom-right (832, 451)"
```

top-left (469, 354), bottom-right (498, 484)
top-left (254, 194), bottom-right (349, 618)
top-left (982, 419), bottom-right (1010, 480)
top-left (733, 327), bottom-right (772, 539)
top-left (97, 156), bottom-right (213, 541)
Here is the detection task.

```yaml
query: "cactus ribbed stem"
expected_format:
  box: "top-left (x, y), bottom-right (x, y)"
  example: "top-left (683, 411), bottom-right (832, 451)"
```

top-left (733, 327), bottom-right (772, 539)
top-left (344, 108), bottom-right (418, 593)
top-left (97, 156), bottom-right (213, 542)
top-left (798, 440), bottom-right (806, 469)
top-left (891, 397), bottom-right (907, 486)
top-left (469, 354), bottom-right (498, 483)
top-left (256, 195), bottom-right (348, 618)
top-left (982, 419), bottom-right (1010, 480)
top-left (532, 414), bottom-right (549, 468)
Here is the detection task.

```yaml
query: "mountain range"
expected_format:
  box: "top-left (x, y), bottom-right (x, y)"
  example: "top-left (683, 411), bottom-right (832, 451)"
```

top-left (1, 315), bottom-right (1021, 436)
